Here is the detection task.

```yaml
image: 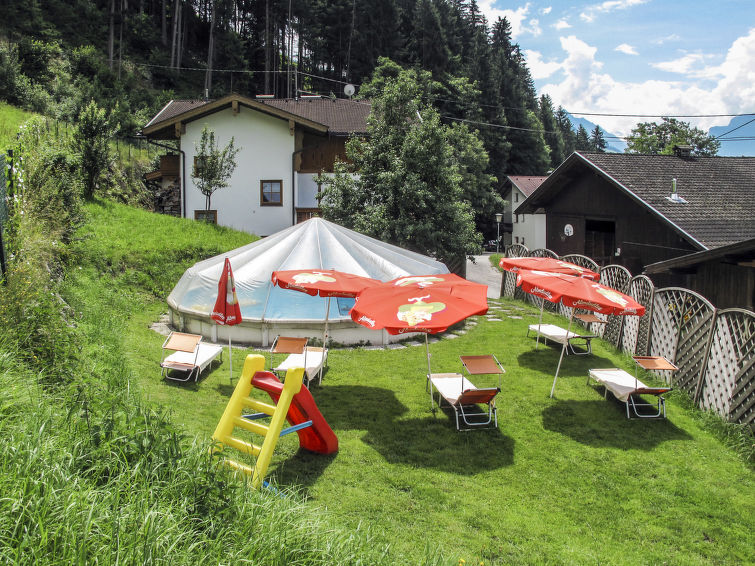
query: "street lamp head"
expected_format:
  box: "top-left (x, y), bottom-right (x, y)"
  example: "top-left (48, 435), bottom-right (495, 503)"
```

top-left (495, 213), bottom-right (503, 223)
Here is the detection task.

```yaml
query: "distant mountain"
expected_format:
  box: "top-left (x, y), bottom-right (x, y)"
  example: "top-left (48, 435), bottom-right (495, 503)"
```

top-left (566, 114), bottom-right (627, 153)
top-left (709, 115), bottom-right (755, 156)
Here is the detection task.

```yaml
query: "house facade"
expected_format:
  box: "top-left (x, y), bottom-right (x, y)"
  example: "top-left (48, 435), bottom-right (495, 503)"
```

top-left (502, 175), bottom-right (547, 249)
top-left (142, 94), bottom-right (370, 236)
top-left (515, 150), bottom-right (755, 276)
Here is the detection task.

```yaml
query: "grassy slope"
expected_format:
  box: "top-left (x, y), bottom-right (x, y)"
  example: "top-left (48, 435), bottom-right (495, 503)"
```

top-left (78, 201), bottom-right (753, 565)
top-left (0, 101), bottom-right (36, 150)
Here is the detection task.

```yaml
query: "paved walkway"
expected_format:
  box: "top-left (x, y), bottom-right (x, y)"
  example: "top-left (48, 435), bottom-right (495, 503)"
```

top-left (466, 254), bottom-right (503, 299)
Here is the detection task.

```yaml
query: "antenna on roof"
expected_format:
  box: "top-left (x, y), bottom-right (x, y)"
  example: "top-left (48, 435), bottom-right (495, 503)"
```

top-left (344, 84), bottom-right (355, 98)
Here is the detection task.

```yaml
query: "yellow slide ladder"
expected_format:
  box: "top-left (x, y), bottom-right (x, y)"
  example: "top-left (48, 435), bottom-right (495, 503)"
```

top-left (211, 354), bottom-right (304, 489)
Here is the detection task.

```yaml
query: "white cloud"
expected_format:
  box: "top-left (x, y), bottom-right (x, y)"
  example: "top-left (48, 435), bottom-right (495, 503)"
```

top-left (553, 19), bottom-right (571, 30)
top-left (580, 0), bottom-right (649, 23)
top-left (525, 50), bottom-right (562, 79)
top-left (477, 2), bottom-right (541, 38)
top-left (537, 33), bottom-right (753, 135)
top-left (652, 33), bottom-right (681, 45)
top-left (615, 43), bottom-right (638, 55)
top-left (541, 6), bottom-right (552, 15)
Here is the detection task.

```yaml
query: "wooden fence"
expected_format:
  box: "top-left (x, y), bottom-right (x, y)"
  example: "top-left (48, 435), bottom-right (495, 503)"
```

top-left (501, 246), bottom-right (755, 430)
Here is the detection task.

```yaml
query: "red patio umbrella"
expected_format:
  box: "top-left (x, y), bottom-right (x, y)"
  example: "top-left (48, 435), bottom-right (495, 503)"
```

top-left (499, 257), bottom-right (600, 281)
top-left (499, 258), bottom-right (600, 348)
top-left (351, 275), bottom-right (489, 379)
top-left (270, 269), bottom-right (382, 346)
top-left (515, 269), bottom-right (645, 397)
top-left (211, 258), bottom-right (242, 382)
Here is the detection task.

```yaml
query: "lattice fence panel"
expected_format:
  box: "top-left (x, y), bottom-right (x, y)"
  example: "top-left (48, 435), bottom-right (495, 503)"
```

top-left (650, 290), bottom-right (682, 385)
top-left (698, 309), bottom-right (755, 427)
top-left (504, 244), bottom-right (528, 300)
top-left (528, 248), bottom-right (558, 258)
top-left (652, 288), bottom-right (715, 391)
top-left (597, 265), bottom-right (632, 344)
top-left (622, 276), bottom-right (655, 355)
top-left (559, 254), bottom-right (600, 272)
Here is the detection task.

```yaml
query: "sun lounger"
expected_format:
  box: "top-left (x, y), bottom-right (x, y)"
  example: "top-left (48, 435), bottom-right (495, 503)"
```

top-left (528, 323), bottom-right (596, 355)
top-left (588, 368), bottom-right (672, 419)
top-left (428, 355), bottom-right (504, 430)
top-left (273, 346), bottom-right (327, 387)
top-left (270, 336), bottom-right (327, 387)
top-left (161, 332), bottom-right (223, 382)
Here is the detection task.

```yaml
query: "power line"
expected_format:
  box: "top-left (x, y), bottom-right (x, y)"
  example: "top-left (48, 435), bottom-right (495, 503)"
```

top-left (713, 117), bottom-right (755, 140)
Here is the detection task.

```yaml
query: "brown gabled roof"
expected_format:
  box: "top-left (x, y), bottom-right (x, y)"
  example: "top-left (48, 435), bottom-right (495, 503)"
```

top-left (506, 175), bottom-right (547, 197)
top-left (142, 95), bottom-right (370, 139)
top-left (517, 151), bottom-right (755, 250)
top-left (644, 237), bottom-right (755, 274)
top-left (260, 98), bottom-right (370, 135)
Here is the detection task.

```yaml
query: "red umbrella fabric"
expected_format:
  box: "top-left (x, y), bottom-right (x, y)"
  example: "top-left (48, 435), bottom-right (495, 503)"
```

top-left (351, 276), bottom-right (488, 379)
top-left (500, 257), bottom-right (600, 281)
top-left (514, 270), bottom-right (645, 397)
top-left (270, 269), bottom-right (381, 298)
top-left (515, 270), bottom-right (645, 316)
top-left (211, 258), bottom-right (242, 325)
top-left (211, 258), bottom-right (242, 381)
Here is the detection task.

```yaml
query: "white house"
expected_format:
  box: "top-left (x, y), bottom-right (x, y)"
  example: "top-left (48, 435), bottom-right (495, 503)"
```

top-left (142, 94), bottom-right (370, 236)
top-left (503, 175), bottom-right (547, 250)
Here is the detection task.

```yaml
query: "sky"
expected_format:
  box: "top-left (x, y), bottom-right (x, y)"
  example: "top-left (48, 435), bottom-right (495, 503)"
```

top-left (477, 0), bottom-right (755, 146)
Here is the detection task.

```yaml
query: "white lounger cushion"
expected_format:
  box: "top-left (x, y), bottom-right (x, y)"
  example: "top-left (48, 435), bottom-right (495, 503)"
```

top-left (588, 368), bottom-right (646, 402)
top-left (164, 343), bottom-right (223, 373)
top-left (274, 346), bottom-right (327, 380)
top-left (428, 373), bottom-right (476, 405)
top-left (529, 324), bottom-right (582, 343)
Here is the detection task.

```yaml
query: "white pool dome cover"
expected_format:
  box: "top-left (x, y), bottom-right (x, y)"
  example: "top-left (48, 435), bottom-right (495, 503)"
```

top-left (168, 217), bottom-right (449, 324)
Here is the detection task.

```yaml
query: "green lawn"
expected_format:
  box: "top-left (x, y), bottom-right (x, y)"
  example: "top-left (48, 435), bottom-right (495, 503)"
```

top-left (75, 201), bottom-right (754, 565)
top-left (0, 101), bottom-right (36, 150)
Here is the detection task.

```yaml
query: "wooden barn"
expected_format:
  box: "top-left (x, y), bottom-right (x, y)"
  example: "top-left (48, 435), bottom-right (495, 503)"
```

top-left (515, 149), bottom-right (755, 275)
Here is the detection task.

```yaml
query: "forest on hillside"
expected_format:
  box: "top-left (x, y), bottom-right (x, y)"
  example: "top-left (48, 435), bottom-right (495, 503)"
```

top-left (0, 0), bottom-right (608, 185)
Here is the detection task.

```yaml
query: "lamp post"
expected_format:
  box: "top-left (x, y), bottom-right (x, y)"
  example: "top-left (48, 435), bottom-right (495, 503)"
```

top-left (495, 213), bottom-right (503, 254)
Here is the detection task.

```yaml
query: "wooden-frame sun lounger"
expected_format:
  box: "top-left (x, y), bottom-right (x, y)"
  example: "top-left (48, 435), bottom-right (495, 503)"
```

top-left (161, 332), bottom-right (223, 382)
top-left (528, 323), bottom-right (596, 355)
top-left (588, 368), bottom-right (672, 419)
top-left (428, 355), bottom-right (505, 430)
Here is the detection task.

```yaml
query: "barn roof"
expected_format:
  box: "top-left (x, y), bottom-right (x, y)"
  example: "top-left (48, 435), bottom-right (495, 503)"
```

top-left (516, 151), bottom-right (755, 250)
top-left (506, 175), bottom-right (548, 198)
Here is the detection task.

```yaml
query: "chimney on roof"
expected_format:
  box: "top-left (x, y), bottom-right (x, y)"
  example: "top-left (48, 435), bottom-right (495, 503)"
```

top-left (673, 144), bottom-right (693, 159)
top-left (666, 177), bottom-right (688, 204)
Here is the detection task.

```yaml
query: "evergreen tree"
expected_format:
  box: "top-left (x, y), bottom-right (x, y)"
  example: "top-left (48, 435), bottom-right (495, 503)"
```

top-left (590, 125), bottom-right (607, 152)
top-left (71, 100), bottom-right (119, 200)
top-left (575, 124), bottom-right (591, 151)
top-left (556, 106), bottom-right (576, 156)
top-left (539, 94), bottom-right (565, 169)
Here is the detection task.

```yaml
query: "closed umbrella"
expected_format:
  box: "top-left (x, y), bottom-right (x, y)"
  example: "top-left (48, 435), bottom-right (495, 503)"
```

top-left (351, 275), bottom-right (488, 380)
top-left (515, 270), bottom-right (645, 397)
top-left (211, 258), bottom-right (242, 382)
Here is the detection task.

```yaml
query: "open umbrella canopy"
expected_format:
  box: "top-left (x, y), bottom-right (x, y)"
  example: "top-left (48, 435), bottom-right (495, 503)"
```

top-left (271, 269), bottom-right (381, 298)
top-left (351, 277), bottom-right (488, 335)
top-left (500, 257), bottom-right (600, 281)
top-left (516, 270), bottom-right (645, 316)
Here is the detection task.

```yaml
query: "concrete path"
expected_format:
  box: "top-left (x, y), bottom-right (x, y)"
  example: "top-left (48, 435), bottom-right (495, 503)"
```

top-left (466, 254), bottom-right (503, 299)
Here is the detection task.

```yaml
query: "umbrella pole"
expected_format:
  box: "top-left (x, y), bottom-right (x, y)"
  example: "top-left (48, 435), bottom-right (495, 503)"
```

top-left (535, 300), bottom-right (545, 349)
top-left (425, 333), bottom-right (434, 410)
top-left (228, 332), bottom-right (233, 384)
top-left (550, 309), bottom-right (575, 398)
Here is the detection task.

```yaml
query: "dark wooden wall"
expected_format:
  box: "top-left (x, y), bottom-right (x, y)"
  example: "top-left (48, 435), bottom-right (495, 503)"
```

top-left (296, 134), bottom-right (348, 173)
top-left (544, 173), bottom-right (698, 273)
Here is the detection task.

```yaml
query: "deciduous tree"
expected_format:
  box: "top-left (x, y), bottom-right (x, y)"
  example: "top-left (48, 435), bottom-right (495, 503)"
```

top-left (625, 117), bottom-right (720, 156)
top-left (191, 126), bottom-right (239, 210)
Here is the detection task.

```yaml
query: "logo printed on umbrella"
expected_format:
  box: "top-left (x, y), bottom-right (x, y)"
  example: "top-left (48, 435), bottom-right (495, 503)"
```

top-left (532, 286), bottom-right (553, 299)
top-left (573, 299), bottom-right (602, 310)
top-left (397, 295), bottom-right (447, 327)
top-left (394, 276), bottom-right (444, 288)
top-left (595, 286), bottom-right (629, 307)
top-left (292, 272), bottom-right (337, 285)
top-left (358, 315), bottom-right (376, 327)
